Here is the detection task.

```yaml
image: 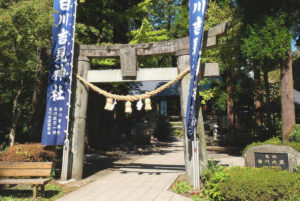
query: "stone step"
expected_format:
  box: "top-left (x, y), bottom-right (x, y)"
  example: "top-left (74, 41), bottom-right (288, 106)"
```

top-left (171, 126), bottom-right (183, 130)
top-left (169, 122), bottom-right (183, 126)
top-left (169, 116), bottom-right (181, 121)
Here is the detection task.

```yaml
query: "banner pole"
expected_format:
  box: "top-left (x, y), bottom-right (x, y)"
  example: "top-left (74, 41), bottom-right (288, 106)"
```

top-left (193, 127), bottom-right (200, 191)
top-left (61, 0), bottom-right (78, 181)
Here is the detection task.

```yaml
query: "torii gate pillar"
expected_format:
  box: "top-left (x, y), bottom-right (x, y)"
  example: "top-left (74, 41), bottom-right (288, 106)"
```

top-left (177, 54), bottom-right (194, 184)
top-left (177, 54), bottom-right (208, 185)
top-left (71, 56), bottom-right (90, 181)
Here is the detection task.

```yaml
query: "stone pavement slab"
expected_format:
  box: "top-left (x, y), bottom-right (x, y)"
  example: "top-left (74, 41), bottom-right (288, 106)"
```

top-left (57, 141), bottom-right (191, 201)
top-left (208, 153), bottom-right (245, 167)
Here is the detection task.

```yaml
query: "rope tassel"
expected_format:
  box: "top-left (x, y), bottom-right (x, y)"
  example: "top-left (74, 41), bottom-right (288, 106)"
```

top-left (145, 98), bottom-right (152, 111)
top-left (125, 101), bottom-right (132, 114)
top-left (111, 99), bottom-right (117, 111)
top-left (104, 98), bottom-right (113, 111)
top-left (136, 99), bottom-right (143, 111)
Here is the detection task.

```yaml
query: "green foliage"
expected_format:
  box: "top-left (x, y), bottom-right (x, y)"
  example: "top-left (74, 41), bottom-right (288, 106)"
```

top-left (198, 78), bottom-right (227, 112)
top-left (217, 167), bottom-right (300, 201)
top-left (173, 181), bottom-right (192, 194)
top-left (92, 58), bottom-right (120, 69)
top-left (243, 137), bottom-right (300, 155)
top-left (192, 195), bottom-right (209, 201)
top-left (201, 164), bottom-right (300, 201)
top-left (213, 91), bottom-right (227, 112)
top-left (199, 79), bottom-right (217, 105)
top-left (296, 166), bottom-right (300, 174)
top-left (201, 161), bottom-right (228, 201)
top-left (76, 23), bottom-right (100, 44)
top-left (169, 5), bottom-right (189, 38)
top-left (204, 0), bottom-right (233, 30)
top-left (129, 18), bottom-right (169, 44)
top-left (129, 17), bottom-right (172, 68)
top-left (241, 12), bottom-right (292, 69)
top-left (131, 0), bottom-right (180, 32)
top-left (290, 124), bottom-right (300, 142)
top-left (202, 1), bottom-right (254, 119)
top-left (0, 0), bottom-right (52, 143)
top-left (172, 129), bottom-right (183, 139)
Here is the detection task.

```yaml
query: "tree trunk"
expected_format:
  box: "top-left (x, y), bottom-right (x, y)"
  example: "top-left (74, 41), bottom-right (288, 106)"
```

top-left (254, 67), bottom-right (263, 126)
top-left (9, 89), bottom-right (22, 147)
top-left (233, 105), bottom-right (239, 129)
top-left (263, 70), bottom-right (271, 129)
top-left (226, 76), bottom-right (234, 129)
top-left (30, 47), bottom-right (49, 141)
top-left (281, 50), bottom-right (295, 141)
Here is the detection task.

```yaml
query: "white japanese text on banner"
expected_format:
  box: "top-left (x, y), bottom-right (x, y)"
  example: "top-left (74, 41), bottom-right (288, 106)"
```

top-left (41, 0), bottom-right (77, 145)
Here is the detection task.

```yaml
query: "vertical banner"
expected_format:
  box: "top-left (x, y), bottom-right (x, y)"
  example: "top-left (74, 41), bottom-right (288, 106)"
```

top-left (41, 0), bottom-right (77, 145)
top-left (186, 0), bottom-right (208, 139)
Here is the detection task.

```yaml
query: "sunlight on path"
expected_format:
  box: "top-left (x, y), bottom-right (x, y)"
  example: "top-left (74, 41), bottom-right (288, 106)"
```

top-left (56, 141), bottom-right (191, 201)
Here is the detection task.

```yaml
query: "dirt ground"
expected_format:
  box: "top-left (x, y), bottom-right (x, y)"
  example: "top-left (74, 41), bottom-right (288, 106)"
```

top-left (0, 143), bottom-right (57, 162)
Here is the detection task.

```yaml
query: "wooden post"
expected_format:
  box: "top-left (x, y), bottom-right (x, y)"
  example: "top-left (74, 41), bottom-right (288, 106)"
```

top-left (177, 54), bottom-right (194, 185)
top-left (33, 185), bottom-right (38, 200)
top-left (71, 56), bottom-right (90, 180)
top-left (196, 62), bottom-right (208, 177)
top-left (196, 106), bottom-right (208, 177)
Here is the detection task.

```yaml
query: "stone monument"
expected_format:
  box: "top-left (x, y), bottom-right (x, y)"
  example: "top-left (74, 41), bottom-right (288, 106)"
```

top-left (244, 144), bottom-right (300, 172)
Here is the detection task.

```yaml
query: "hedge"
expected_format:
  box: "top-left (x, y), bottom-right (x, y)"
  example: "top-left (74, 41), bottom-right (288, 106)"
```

top-left (216, 167), bottom-right (300, 201)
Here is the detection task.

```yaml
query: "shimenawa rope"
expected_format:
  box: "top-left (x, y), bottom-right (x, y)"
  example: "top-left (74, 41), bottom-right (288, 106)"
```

top-left (74, 67), bottom-right (190, 113)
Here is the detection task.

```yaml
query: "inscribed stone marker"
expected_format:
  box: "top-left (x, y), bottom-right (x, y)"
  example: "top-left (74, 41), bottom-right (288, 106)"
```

top-left (120, 47), bottom-right (137, 78)
top-left (244, 144), bottom-right (300, 172)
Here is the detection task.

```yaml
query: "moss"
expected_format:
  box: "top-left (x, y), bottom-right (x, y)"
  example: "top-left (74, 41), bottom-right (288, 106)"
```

top-left (243, 137), bottom-right (300, 155)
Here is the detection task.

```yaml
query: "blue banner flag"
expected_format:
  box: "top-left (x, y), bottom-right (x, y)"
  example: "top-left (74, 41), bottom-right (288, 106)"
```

top-left (186, 0), bottom-right (208, 139)
top-left (41, 0), bottom-right (77, 145)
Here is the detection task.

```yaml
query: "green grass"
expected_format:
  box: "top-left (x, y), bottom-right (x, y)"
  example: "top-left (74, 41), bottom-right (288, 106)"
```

top-left (0, 183), bottom-right (75, 201)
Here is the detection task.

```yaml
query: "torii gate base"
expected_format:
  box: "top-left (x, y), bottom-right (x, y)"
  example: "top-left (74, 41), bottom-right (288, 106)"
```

top-left (62, 22), bottom-right (226, 185)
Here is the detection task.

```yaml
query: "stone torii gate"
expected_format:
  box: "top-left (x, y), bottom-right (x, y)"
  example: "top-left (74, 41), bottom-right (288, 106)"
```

top-left (62, 22), bottom-right (227, 184)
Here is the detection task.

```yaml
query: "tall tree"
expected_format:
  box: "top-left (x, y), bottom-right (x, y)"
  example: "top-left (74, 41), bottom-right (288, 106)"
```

top-left (238, 0), bottom-right (299, 140)
top-left (204, 0), bottom-right (244, 130)
top-left (77, 0), bottom-right (145, 44)
top-left (0, 0), bottom-right (52, 146)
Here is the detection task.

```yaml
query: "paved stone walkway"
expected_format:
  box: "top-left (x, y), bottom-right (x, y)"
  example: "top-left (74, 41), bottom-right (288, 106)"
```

top-left (57, 141), bottom-right (245, 201)
top-left (208, 153), bottom-right (245, 167)
top-left (57, 141), bottom-right (191, 201)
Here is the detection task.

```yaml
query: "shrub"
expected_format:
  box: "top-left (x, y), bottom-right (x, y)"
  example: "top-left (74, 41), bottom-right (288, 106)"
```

top-left (217, 167), bottom-right (300, 201)
top-left (201, 161), bottom-right (229, 201)
top-left (192, 194), bottom-right (209, 201)
top-left (173, 181), bottom-right (192, 194)
top-left (172, 129), bottom-right (183, 139)
top-left (290, 124), bottom-right (300, 142)
top-left (243, 137), bottom-right (300, 155)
